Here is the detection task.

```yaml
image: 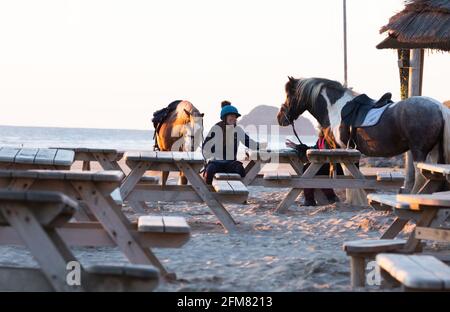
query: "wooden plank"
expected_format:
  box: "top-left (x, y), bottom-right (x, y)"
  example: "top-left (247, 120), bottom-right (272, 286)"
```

top-left (162, 216), bottom-right (190, 233)
top-left (214, 173), bottom-right (242, 180)
top-left (53, 149), bottom-right (75, 166)
top-left (137, 216), bottom-right (164, 233)
top-left (343, 239), bottom-right (406, 254)
top-left (212, 180), bottom-right (234, 194)
top-left (367, 194), bottom-right (411, 210)
top-left (417, 163), bottom-right (450, 175)
top-left (14, 148), bottom-right (39, 164)
top-left (396, 194), bottom-right (450, 210)
top-left (377, 172), bottom-right (392, 181)
top-left (227, 180), bottom-right (248, 195)
top-left (0, 147), bottom-right (20, 162)
top-left (34, 149), bottom-right (58, 165)
top-left (415, 227), bottom-right (450, 243)
top-left (125, 151), bottom-right (143, 162)
top-left (155, 151), bottom-right (174, 162)
top-left (377, 254), bottom-right (450, 290)
top-left (381, 218), bottom-right (410, 239)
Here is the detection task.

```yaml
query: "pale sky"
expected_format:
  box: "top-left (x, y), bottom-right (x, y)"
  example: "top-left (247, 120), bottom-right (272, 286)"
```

top-left (0, 0), bottom-right (448, 130)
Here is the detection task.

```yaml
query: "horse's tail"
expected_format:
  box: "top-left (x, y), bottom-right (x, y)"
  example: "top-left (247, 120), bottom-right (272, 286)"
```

top-left (439, 104), bottom-right (450, 164)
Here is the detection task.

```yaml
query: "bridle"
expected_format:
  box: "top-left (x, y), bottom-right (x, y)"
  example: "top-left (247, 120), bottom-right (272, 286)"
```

top-left (282, 101), bottom-right (304, 146)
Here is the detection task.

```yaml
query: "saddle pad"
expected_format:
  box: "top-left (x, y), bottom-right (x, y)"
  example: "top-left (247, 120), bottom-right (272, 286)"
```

top-left (360, 104), bottom-right (392, 128)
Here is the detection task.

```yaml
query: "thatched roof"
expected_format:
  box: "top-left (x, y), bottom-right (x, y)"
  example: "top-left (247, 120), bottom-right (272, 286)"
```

top-left (377, 0), bottom-right (450, 51)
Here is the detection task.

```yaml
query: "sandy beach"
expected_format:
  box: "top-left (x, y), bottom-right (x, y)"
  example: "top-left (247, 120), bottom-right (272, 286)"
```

top-left (1, 160), bottom-right (448, 292)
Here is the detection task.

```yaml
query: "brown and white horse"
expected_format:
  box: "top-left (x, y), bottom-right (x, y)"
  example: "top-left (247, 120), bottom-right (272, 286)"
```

top-left (155, 100), bottom-right (204, 185)
top-left (277, 77), bottom-right (450, 194)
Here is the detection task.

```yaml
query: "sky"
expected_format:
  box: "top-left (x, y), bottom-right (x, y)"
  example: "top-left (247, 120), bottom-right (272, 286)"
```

top-left (0, 0), bottom-right (448, 130)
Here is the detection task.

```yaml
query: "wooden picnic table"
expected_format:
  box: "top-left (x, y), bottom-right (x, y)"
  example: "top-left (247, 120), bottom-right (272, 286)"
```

top-left (123, 151), bottom-right (240, 233)
top-left (0, 169), bottom-right (189, 279)
top-left (50, 147), bottom-right (125, 172)
top-left (417, 163), bottom-right (450, 193)
top-left (0, 147), bottom-right (74, 170)
top-left (369, 193), bottom-right (450, 253)
top-left (247, 149), bottom-right (402, 213)
top-left (0, 190), bottom-right (160, 291)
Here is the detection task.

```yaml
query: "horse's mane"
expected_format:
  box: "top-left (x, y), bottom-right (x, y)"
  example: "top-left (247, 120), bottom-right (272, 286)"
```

top-left (294, 77), bottom-right (346, 110)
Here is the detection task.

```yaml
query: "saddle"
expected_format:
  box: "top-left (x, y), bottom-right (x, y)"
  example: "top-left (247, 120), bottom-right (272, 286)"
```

top-left (151, 100), bottom-right (182, 150)
top-left (341, 93), bottom-right (393, 148)
top-left (341, 93), bottom-right (393, 129)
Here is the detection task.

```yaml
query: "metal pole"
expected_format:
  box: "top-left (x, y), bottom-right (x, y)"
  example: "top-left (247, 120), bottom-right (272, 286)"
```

top-left (343, 0), bottom-right (348, 87)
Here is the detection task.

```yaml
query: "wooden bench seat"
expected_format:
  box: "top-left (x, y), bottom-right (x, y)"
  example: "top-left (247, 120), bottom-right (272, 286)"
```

top-left (376, 254), bottom-right (450, 291)
top-left (263, 171), bottom-right (292, 180)
top-left (367, 193), bottom-right (411, 211)
top-left (214, 173), bottom-right (242, 180)
top-left (343, 239), bottom-right (407, 288)
top-left (376, 172), bottom-right (405, 182)
top-left (212, 180), bottom-right (249, 203)
top-left (138, 216), bottom-right (190, 233)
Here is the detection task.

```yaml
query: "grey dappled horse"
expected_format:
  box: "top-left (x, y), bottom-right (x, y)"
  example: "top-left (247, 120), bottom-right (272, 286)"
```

top-left (277, 77), bottom-right (450, 194)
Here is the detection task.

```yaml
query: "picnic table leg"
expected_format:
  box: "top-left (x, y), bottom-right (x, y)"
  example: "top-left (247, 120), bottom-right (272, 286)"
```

top-left (402, 208), bottom-right (438, 253)
top-left (417, 179), bottom-right (443, 194)
top-left (288, 156), bottom-right (303, 175)
top-left (92, 152), bottom-right (124, 173)
top-left (0, 203), bottom-right (85, 291)
top-left (72, 181), bottom-right (173, 279)
top-left (341, 162), bottom-right (368, 206)
top-left (176, 162), bottom-right (238, 233)
top-left (380, 217), bottom-right (410, 239)
top-left (120, 162), bottom-right (150, 214)
top-left (243, 160), bottom-right (262, 185)
top-left (274, 163), bottom-right (323, 214)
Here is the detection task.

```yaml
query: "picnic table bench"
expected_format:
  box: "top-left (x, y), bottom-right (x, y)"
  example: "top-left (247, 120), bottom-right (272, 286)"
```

top-left (0, 169), bottom-right (190, 279)
top-left (0, 190), bottom-right (159, 291)
top-left (376, 254), bottom-right (450, 291)
top-left (123, 151), bottom-right (243, 233)
top-left (0, 147), bottom-right (74, 170)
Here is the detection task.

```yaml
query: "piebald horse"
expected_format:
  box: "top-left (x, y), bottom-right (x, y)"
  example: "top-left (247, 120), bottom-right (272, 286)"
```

top-left (277, 77), bottom-right (450, 194)
top-left (155, 100), bottom-right (204, 185)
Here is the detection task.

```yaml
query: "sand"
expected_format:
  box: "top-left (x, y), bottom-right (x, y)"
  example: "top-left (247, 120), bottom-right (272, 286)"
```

top-left (0, 162), bottom-right (448, 292)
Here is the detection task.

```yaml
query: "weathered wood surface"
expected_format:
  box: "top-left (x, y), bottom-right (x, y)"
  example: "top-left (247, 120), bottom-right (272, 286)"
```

top-left (343, 239), bottom-right (407, 254)
top-left (0, 148), bottom-right (74, 166)
top-left (377, 254), bottom-right (450, 290)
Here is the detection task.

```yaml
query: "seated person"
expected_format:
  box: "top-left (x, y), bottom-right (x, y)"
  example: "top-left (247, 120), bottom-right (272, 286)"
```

top-left (286, 129), bottom-right (341, 206)
top-left (202, 101), bottom-right (265, 185)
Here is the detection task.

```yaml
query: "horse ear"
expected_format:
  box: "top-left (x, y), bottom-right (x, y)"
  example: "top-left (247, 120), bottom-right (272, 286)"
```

top-left (183, 108), bottom-right (191, 116)
top-left (286, 76), bottom-right (296, 93)
top-left (200, 113), bottom-right (205, 117)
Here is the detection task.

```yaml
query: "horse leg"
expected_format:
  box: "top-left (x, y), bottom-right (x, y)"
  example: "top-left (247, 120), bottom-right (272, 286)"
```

top-left (409, 149), bottom-right (429, 194)
top-left (403, 151), bottom-right (415, 194)
top-left (161, 171), bottom-right (169, 186)
top-left (178, 172), bottom-right (188, 185)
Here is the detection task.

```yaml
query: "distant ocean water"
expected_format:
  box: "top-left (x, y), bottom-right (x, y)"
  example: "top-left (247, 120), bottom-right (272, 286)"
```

top-left (0, 125), bottom-right (317, 151)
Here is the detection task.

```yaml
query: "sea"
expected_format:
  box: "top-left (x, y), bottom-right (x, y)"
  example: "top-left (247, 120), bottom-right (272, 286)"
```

top-left (0, 125), bottom-right (317, 151)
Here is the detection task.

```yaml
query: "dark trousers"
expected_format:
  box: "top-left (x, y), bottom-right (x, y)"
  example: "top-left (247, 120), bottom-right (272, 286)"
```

top-left (303, 163), bottom-right (343, 201)
top-left (203, 160), bottom-right (245, 185)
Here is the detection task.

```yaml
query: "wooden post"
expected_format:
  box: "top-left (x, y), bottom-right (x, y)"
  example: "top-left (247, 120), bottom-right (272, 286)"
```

top-left (404, 49), bottom-right (424, 193)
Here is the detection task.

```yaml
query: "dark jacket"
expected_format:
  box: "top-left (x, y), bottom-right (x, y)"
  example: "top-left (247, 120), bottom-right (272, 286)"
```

top-left (202, 121), bottom-right (259, 162)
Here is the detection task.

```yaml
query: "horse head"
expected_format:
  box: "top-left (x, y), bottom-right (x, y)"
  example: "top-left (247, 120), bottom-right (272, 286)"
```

top-left (277, 76), bottom-right (305, 127)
